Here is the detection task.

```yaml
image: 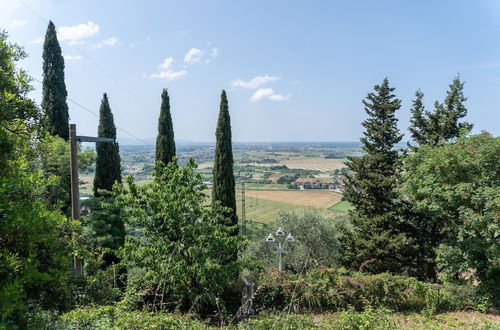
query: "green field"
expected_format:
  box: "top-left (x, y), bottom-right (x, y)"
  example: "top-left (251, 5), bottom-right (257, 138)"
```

top-left (236, 195), bottom-right (346, 223)
top-left (329, 200), bottom-right (354, 212)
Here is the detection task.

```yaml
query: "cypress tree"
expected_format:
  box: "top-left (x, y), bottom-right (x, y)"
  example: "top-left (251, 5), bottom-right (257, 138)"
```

top-left (155, 89), bottom-right (176, 165)
top-left (42, 21), bottom-right (69, 141)
top-left (212, 90), bottom-right (237, 230)
top-left (342, 78), bottom-right (409, 273)
top-left (212, 90), bottom-right (240, 312)
top-left (93, 93), bottom-right (121, 196)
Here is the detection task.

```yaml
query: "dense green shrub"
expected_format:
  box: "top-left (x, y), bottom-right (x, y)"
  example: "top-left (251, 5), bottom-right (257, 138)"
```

top-left (401, 132), bottom-right (500, 303)
top-left (115, 159), bottom-right (247, 315)
top-left (253, 269), bottom-right (478, 313)
top-left (0, 32), bottom-right (74, 328)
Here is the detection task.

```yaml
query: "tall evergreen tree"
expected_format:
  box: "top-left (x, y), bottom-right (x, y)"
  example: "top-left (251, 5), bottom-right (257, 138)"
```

top-left (440, 75), bottom-right (473, 139)
top-left (212, 90), bottom-right (237, 231)
top-left (42, 21), bottom-right (69, 141)
top-left (211, 90), bottom-right (240, 312)
top-left (409, 76), bottom-right (472, 146)
top-left (342, 78), bottom-right (409, 273)
top-left (93, 93), bottom-right (121, 196)
top-left (409, 90), bottom-right (429, 145)
top-left (155, 89), bottom-right (176, 165)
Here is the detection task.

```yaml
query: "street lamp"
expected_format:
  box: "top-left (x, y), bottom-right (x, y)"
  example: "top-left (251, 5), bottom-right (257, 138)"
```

top-left (266, 227), bottom-right (294, 271)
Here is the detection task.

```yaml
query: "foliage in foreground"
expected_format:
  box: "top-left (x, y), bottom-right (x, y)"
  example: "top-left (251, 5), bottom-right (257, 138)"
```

top-left (0, 31), bottom-right (72, 327)
top-left (115, 159), bottom-right (246, 315)
top-left (27, 306), bottom-right (500, 329)
top-left (401, 132), bottom-right (500, 303)
top-left (252, 268), bottom-right (481, 314)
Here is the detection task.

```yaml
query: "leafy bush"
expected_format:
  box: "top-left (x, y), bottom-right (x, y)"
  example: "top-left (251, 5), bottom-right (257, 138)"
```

top-left (58, 306), bottom-right (210, 329)
top-left (252, 269), bottom-right (478, 313)
top-left (332, 307), bottom-right (396, 330)
top-left (0, 43), bottom-right (74, 329)
top-left (238, 314), bottom-right (317, 329)
top-left (401, 132), bottom-right (500, 304)
top-left (114, 159), bottom-right (247, 315)
top-left (245, 210), bottom-right (351, 272)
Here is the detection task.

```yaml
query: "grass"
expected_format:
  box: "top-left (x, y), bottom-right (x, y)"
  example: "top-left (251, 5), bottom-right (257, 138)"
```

top-left (236, 194), bottom-right (345, 223)
top-left (243, 183), bottom-right (290, 190)
top-left (329, 200), bottom-right (354, 212)
top-left (237, 195), bottom-right (304, 223)
top-left (311, 311), bottom-right (500, 329)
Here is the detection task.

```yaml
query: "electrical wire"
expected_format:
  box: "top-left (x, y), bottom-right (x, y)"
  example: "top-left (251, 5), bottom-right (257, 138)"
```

top-left (32, 77), bottom-right (149, 145)
top-left (18, 0), bottom-right (158, 116)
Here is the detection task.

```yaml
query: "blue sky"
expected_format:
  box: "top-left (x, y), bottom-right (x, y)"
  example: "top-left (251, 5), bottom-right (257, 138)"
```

top-left (1, 0), bottom-right (500, 142)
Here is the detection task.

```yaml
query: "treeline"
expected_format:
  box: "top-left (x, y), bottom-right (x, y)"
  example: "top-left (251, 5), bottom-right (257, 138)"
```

top-left (340, 78), bottom-right (499, 303)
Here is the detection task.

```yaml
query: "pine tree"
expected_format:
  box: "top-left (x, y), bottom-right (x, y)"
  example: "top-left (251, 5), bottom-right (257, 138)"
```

top-left (409, 90), bottom-right (429, 145)
top-left (93, 93), bottom-right (121, 196)
top-left (155, 89), bottom-right (176, 165)
top-left (342, 78), bottom-right (409, 273)
top-left (440, 75), bottom-right (473, 139)
top-left (212, 90), bottom-right (238, 231)
top-left (42, 21), bottom-right (69, 141)
top-left (409, 76), bottom-right (472, 146)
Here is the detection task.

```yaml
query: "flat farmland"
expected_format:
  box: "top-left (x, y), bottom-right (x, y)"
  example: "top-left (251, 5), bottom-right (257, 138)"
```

top-left (282, 157), bottom-right (346, 171)
top-left (244, 189), bottom-right (342, 208)
top-left (236, 195), bottom-right (344, 223)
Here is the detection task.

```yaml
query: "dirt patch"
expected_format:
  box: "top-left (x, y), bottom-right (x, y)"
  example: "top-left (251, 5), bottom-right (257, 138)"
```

top-left (282, 158), bottom-right (346, 171)
top-left (245, 189), bottom-right (342, 208)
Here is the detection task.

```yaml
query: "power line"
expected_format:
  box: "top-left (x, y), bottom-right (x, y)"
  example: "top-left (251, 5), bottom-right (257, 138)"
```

top-left (67, 98), bottom-right (149, 145)
top-left (31, 77), bottom-right (149, 145)
top-left (17, 0), bottom-right (158, 116)
top-left (18, 0), bottom-right (49, 24)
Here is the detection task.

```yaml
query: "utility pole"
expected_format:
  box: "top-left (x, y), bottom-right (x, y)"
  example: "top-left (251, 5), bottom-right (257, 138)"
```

top-left (69, 123), bottom-right (115, 276)
top-left (241, 181), bottom-right (246, 235)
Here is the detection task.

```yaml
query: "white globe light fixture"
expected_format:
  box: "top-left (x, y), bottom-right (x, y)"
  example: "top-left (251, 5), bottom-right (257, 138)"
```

top-left (265, 228), bottom-right (295, 271)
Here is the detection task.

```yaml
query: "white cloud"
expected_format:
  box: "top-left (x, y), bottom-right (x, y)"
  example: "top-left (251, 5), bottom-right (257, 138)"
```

top-left (63, 54), bottom-right (82, 60)
top-left (150, 70), bottom-right (187, 80)
top-left (251, 88), bottom-right (290, 102)
top-left (29, 37), bottom-right (44, 44)
top-left (150, 57), bottom-right (186, 80)
top-left (210, 47), bottom-right (218, 57)
top-left (8, 19), bottom-right (27, 29)
top-left (90, 37), bottom-right (119, 48)
top-left (232, 75), bottom-right (280, 89)
top-left (58, 21), bottom-right (100, 45)
top-left (268, 93), bottom-right (291, 101)
top-left (159, 57), bottom-right (174, 69)
top-left (184, 48), bottom-right (204, 63)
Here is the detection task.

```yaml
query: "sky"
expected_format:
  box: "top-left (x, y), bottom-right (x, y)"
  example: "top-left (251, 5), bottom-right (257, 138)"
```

top-left (1, 0), bottom-right (500, 143)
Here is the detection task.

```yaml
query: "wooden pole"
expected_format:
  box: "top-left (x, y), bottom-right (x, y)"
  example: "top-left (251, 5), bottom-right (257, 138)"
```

top-left (69, 124), bottom-right (83, 276)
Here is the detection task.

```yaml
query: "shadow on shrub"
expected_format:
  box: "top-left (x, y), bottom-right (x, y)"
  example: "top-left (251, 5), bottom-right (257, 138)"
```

top-left (252, 268), bottom-right (478, 314)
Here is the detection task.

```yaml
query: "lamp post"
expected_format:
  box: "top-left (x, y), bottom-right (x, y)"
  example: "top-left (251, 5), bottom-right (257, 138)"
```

top-left (266, 227), bottom-right (294, 271)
